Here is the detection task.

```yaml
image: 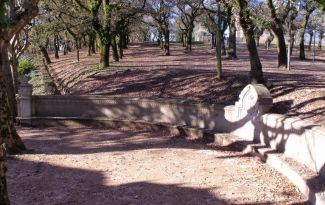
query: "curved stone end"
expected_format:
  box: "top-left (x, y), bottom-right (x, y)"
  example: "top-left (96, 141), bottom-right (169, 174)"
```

top-left (236, 84), bottom-right (273, 119)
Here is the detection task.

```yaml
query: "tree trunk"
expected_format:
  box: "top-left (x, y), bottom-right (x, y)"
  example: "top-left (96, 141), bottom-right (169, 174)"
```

top-left (308, 33), bottom-right (313, 51)
top-left (319, 31), bottom-right (323, 50)
top-left (272, 27), bottom-right (287, 68)
top-left (0, 49), bottom-right (10, 205)
top-left (0, 42), bottom-right (26, 155)
top-left (88, 32), bottom-right (96, 55)
top-left (88, 35), bottom-right (92, 56)
top-left (63, 41), bottom-right (68, 55)
top-left (112, 36), bottom-right (119, 62)
top-left (158, 29), bottom-right (163, 49)
top-left (211, 33), bottom-right (215, 49)
top-left (227, 15), bottom-right (237, 59)
top-left (82, 35), bottom-right (87, 47)
top-left (118, 35), bottom-right (123, 59)
top-left (0, 78), bottom-right (11, 205)
top-left (255, 36), bottom-right (260, 47)
top-left (221, 36), bottom-right (226, 55)
top-left (75, 38), bottom-right (80, 62)
top-left (216, 20), bottom-right (222, 80)
top-left (267, 0), bottom-right (287, 68)
top-left (92, 36), bottom-right (96, 53)
top-left (183, 34), bottom-right (187, 48)
top-left (187, 30), bottom-right (193, 51)
top-left (54, 35), bottom-right (60, 59)
top-left (102, 42), bottom-right (110, 68)
top-left (9, 56), bottom-right (18, 95)
top-left (40, 46), bottom-right (51, 64)
top-left (290, 33), bottom-right (295, 55)
top-left (120, 30), bottom-right (127, 49)
top-left (67, 40), bottom-right (72, 52)
top-left (318, 32), bottom-right (324, 50)
top-left (299, 13), bottom-right (311, 60)
top-left (181, 32), bottom-right (184, 47)
top-left (164, 29), bottom-right (170, 56)
top-left (237, 0), bottom-right (264, 84)
top-left (126, 33), bottom-right (130, 47)
top-left (0, 44), bottom-right (17, 118)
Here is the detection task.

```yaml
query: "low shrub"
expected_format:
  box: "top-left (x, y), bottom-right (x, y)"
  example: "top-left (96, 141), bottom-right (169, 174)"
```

top-left (18, 59), bottom-right (35, 75)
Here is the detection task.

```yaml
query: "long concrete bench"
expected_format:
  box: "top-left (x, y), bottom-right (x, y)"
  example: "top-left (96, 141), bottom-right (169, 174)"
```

top-left (17, 78), bottom-right (325, 204)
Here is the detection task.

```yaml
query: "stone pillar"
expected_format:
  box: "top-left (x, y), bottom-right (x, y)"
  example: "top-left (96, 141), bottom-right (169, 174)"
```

top-left (233, 84), bottom-right (273, 142)
top-left (16, 76), bottom-right (32, 119)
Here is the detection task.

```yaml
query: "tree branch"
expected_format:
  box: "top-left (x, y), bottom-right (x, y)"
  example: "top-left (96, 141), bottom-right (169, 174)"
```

top-left (2, 0), bottom-right (39, 42)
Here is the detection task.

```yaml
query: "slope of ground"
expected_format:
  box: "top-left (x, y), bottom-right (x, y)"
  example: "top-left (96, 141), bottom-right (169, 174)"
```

top-left (46, 43), bottom-right (325, 126)
top-left (7, 127), bottom-right (307, 204)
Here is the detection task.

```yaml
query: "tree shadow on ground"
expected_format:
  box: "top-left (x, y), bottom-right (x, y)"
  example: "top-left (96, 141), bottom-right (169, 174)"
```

top-left (7, 158), bottom-right (229, 205)
top-left (8, 157), bottom-right (305, 205)
top-left (70, 64), bottom-right (325, 125)
top-left (46, 43), bottom-right (324, 125)
top-left (19, 126), bottom-right (251, 156)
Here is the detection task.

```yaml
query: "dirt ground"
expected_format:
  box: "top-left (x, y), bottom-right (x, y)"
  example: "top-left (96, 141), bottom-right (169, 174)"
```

top-left (7, 127), bottom-right (307, 205)
top-left (47, 43), bottom-right (325, 127)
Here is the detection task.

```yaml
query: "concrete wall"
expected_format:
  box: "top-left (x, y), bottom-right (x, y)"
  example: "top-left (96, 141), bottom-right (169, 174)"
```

top-left (32, 95), bottom-right (227, 131)
top-left (24, 84), bottom-right (272, 142)
top-left (260, 114), bottom-right (325, 178)
top-left (17, 82), bottom-right (325, 178)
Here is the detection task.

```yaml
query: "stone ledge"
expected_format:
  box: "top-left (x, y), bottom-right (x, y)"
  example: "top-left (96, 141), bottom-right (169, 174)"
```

top-left (243, 144), bottom-right (325, 205)
top-left (260, 114), bottom-right (325, 178)
top-left (17, 116), bottom-right (228, 143)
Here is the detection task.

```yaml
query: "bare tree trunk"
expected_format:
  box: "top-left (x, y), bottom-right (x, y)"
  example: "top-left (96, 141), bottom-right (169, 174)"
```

top-left (308, 33), bottom-right (313, 51)
top-left (211, 33), bottom-right (215, 49)
top-left (319, 31), bottom-right (323, 50)
top-left (221, 36), bottom-right (226, 55)
top-left (180, 32), bottom-right (185, 47)
top-left (126, 33), bottom-right (129, 47)
top-left (290, 32), bottom-right (295, 55)
top-left (112, 35), bottom-right (119, 62)
top-left (0, 44), bottom-right (17, 117)
top-left (40, 46), bottom-right (51, 64)
top-left (88, 36), bottom-right (92, 56)
top-left (0, 77), bottom-right (11, 205)
top-left (118, 35), bottom-right (124, 59)
top-left (102, 42), bottom-right (110, 68)
top-left (67, 40), bottom-right (72, 52)
top-left (299, 12), bottom-right (312, 60)
top-left (187, 30), bottom-right (193, 51)
top-left (63, 41), bottom-right (68, 55)
top-left (0, 54), bottom-right (10, 205)
top-left (267, 0), bottom-right (287, 68)
top-left (164, 29), bottom-right (170, 56)
top-left (0, 1), bottom-right (39, 203)
top-left (214, 4), bottom-right (223, 80)
top-left (0, 42), bottom-right (26, 154)
top-left (272, 27), bottom-right (287, 68)
top-left (237, 0), bottom-right (264, 84)
top-left (255, 36), bottom-right (260, 47)
top-left (158, 29), bottom-right (163, 49)
top-left (54, 35), bottom-right (60, 59)
top-left (216, 28), bottom-right (222, 80)
top-left (227, 15), bottom-right (237, 59)
top-left (75, 38), bottom-right (80, 62)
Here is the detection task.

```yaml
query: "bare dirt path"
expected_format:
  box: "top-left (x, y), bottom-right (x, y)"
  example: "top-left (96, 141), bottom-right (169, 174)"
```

top-left (47, 43), bottom-right (325, 126)
top-left (7, 127), bottom-right (307, 205)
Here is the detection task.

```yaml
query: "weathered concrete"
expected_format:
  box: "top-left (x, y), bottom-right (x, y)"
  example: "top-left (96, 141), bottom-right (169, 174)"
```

top-left (260, 114), bottom-right (325, 178)
top-left (16, 76), bottom-right (32, 118)
top-left (243, 143), bottom-right (325, 205)
top-left (16, 83), bottom-right (325, 204)
top-left (17, 84), bottom-right (273, 141)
